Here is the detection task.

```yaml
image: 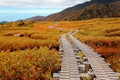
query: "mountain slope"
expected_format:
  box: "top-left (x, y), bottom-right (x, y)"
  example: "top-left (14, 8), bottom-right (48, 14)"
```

top-left (25, 16), bottom-right (45, 22)
top-left (46, 0), bottom-right (120, 21)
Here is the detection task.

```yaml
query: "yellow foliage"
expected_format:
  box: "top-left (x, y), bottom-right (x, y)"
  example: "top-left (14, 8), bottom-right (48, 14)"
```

top-left (0, 47), bottom-right (61, 80)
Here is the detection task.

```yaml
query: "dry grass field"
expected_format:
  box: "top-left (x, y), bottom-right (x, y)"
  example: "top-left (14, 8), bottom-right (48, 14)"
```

top-left (0, 18), bottom-right (120, 79)
top-left (0, 22), bottom-right (67, 80)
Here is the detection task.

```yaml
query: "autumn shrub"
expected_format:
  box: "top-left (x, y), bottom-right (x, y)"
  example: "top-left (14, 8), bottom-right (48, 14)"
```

top-left (0, 47), bottom-right (61, 80)
top-left (0, 21), bottom-right (68, 80)
top-left (0, 29), bottom-right (65, 51)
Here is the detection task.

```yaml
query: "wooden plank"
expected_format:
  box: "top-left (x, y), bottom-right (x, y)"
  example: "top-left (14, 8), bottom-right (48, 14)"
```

top-left (59, 34), bottom-right (80, 80)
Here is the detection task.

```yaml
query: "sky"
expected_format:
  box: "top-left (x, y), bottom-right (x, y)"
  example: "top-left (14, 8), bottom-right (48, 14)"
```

top-left (0, 0), bottom-right (90, 22)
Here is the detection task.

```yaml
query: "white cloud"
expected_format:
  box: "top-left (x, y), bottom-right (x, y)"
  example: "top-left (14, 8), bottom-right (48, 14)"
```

top-left (0, 0), bottom-right (90, 8)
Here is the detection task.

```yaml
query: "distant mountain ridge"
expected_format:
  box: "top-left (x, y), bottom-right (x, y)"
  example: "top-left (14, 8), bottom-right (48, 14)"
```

top-left (25, 16), bottom-right (45, 22)
top-left (45, 0), bottom-right (120, 21)
top-left (0, 21), bottom-right (8, 24)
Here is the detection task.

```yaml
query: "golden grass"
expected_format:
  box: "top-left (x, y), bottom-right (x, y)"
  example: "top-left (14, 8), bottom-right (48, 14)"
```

top-left (0, 25), bottom-right (66, 79)
top-left (58, 18), bottom-right (120, 30)
top-left (0, 18), bottom-right (120, 79)
top-left (0, 47), bottom-right (61, 80)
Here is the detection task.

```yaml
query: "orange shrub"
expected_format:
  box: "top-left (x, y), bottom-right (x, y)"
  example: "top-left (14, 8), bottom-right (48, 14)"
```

top-left (0, 47), bottom-right (61, 80)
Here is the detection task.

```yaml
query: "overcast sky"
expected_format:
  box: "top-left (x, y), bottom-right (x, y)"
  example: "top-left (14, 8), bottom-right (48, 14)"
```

top-left (0, 0), bottom-right (90, 21)
top-left (0, 0), bottom-right (90, 8)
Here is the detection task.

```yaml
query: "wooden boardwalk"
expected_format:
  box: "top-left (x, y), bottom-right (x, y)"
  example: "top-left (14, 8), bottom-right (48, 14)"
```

top-left (59, 34), bottom-right (80, 80)
top-left (69, 31), bottom-right (119, 80)
top-left (53, 31), bottom-right (119, 80)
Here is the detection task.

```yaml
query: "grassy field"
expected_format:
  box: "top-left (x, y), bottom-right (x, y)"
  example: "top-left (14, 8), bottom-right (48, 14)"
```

top-left (0, 47), bottom-right (60, 80)
top-left (0, 18), bottom-right (120, 79)
top-left (0, 22), bottom-right (67, 80)
top-left (0, 30), bottom-right (63, 51)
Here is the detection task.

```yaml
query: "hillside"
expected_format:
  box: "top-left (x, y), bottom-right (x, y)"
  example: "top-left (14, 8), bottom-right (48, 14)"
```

top-left (45, 0), bottom-right (120, 21)
top-left (25, 16), bottom-right (45, 22)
